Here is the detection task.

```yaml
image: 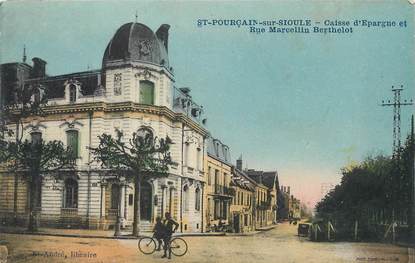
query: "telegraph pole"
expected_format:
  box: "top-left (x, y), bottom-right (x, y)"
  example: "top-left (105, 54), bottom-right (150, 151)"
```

top-left (381, 85), bottom-right (413, 242)
top-left (381, 85), bottom-right (413, 158)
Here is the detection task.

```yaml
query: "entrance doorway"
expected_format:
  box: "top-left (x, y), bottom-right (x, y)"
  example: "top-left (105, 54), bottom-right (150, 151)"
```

top-left (233, 213), bottom-right (240, 233)
top-left (140, 181), bottom-right (152, 221)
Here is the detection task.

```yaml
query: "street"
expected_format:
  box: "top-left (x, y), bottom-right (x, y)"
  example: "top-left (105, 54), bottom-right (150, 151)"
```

top-left (0, 222), bottom-right (412, 263)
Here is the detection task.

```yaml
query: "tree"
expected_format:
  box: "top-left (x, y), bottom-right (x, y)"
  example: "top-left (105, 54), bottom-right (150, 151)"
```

top-left (90, 128), bottom-right (173, 236)
top-left (0, 82), bottom-right (72, 231)
top-left (315, 155), bottom-right (395, 240)
top-left (2, 82), bottom-right (48, 223)
top-left (0, 135), bottom-right (72, 231)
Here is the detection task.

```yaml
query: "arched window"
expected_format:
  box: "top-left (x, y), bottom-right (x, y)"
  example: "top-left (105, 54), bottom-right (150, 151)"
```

top-left (111, 184), bottom-right (120, 209)
top-left (66, 130), bottom-right (79, 159)
top-left (139, 80), bottom-right (154, 105)
top-left (63, 179), bottom-right (78, 208)
top-left (69, 84), bottom-right (77, 103)
top-left (195, 187), bottom-right (201, 211)
top-left (136, 127), bottom-right (153, 140)
top-left (30, 131), bottom-right (42, 145)
top-left (183, 185), bottom-right (189, 211)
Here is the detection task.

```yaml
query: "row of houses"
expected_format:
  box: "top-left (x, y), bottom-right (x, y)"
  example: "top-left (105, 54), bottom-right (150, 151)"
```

top-left (0, 21), bottom-right (299, 233)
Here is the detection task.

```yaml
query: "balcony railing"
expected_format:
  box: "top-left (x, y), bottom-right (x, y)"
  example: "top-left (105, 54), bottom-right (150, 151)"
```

top-left (61, 208), bottom-right (78, 216)
top-left (108, 209), bottom-right (118, 217)
top-left (214, 185), bottom-right (235, 196)
top-left (257, 201), bottom-right (271, 210)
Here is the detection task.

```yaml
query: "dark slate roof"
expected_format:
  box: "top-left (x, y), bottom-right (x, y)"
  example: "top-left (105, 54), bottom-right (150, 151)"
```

top-left (207, 136), bottom-right (231, 165)
top-left (2, 70), bottom-right (101, 103)
top-left (262, 171), bottom-right (278, 189)
top-left (232, 167), bottom-right (256, 191)
top-left (32, 70), bottom-right (101, 99)
top-left (102, 23), bottom-right (170, 68)
top-left (246, 170), bottom-right (278, 190)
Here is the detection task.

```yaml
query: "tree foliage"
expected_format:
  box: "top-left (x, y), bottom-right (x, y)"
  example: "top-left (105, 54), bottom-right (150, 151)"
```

top-left (90, 128), bottom-right (173, 177)
top-left (315, 137), bottom-right (414, 240)
top-left (89, 128), bottom-right (174, 235)
top-left (0, 84), bottom-right (72, 231)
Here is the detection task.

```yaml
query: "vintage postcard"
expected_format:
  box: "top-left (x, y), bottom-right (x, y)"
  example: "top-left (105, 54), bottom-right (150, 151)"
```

top-left (0, 0), bottom-right (414, 262)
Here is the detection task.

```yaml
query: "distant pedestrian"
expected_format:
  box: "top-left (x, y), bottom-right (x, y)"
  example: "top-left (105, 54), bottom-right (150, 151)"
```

top-left (162, 212), bottom-right (179, 259)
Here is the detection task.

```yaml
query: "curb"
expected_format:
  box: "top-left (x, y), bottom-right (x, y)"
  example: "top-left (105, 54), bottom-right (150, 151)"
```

top-left (0, 225), bottom-right (277, 240)
top-left (0, 230), bottom-right (132, 240)
top-left (0, 230), bottom-right (226, 239)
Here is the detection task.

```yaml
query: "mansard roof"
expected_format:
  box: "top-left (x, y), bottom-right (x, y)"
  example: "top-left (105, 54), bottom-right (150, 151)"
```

top-left (207, 136), bottom-right (231, 165)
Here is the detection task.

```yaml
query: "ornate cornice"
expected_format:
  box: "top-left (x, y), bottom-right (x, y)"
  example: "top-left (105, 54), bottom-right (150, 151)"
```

top-left (11, 102), bottom-right (208, 136)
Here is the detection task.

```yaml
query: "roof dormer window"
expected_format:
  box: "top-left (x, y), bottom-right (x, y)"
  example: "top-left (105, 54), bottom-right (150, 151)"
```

top-left (69, 84), bottom-right (77, 103)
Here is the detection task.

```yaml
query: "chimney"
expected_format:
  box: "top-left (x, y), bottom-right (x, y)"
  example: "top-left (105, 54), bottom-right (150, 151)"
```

top-left (287, 186), bottom-right (291, 195)
top-left (280, 186), bottom-right (284, 192)
top-left (156, 24), bottom-right (170, 52)
top-left (236, 156), bottom-right (242, 170)
top-left (31, 57), bottom-right (47, 78)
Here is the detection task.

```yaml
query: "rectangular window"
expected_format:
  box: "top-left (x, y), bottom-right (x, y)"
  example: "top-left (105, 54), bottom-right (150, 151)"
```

top-left (208, 167), bottom-right (211, 185)
top-left (66, 130), bottom-right (79, 159)
top-left (241, 192), bottom-right (244, 206)
top-left (197, 148), bottom-right (201, 171)
top-left (184, 143), bottom-right (189, 167)
top-left (222, 202), bottom-right (227, 220)
top-left (223, 173), bottom-right (227, 186)
top-left (128, 194), bottom-right (133, 206)
top-left (214, 169), bottom-right (219, 193)
top-left (139, 80), bottom-right (155, 105)
top-left (214, 200), bottom-right (220, 220)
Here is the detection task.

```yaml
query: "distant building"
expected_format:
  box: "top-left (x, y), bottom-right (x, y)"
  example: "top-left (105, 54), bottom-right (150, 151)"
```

top-left (291, 196), bottom-right (301, 219)
top-left (237, 158), bottom-right (277, 228)
top-left (278, 186), bottom-right (301, 220)
top-left (278, 186), bottom-right (291, 220)
top-left (230, 167), bottom-right (255, 233)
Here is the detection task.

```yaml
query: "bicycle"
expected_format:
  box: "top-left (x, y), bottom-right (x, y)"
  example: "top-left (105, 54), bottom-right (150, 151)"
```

top-left (138, 235), bottom-right (188, 257)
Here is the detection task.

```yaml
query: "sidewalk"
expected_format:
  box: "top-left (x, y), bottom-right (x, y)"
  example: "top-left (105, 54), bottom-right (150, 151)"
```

top-left (0, 224), bottom-right (277, 239)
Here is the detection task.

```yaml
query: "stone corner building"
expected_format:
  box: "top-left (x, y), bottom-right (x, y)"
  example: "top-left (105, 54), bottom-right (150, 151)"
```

top-left (0, 22), bottom-right (208, 232)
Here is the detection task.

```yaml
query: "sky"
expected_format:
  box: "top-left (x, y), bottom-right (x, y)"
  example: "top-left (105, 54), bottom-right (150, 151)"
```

top-left (1, 0), bottom-right (414, 208)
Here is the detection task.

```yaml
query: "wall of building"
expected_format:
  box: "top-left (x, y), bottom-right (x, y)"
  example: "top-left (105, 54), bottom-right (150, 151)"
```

top-left (204, 155), bottom-right (232, 232)
top-left (230, 186), bottom-right (253, 233)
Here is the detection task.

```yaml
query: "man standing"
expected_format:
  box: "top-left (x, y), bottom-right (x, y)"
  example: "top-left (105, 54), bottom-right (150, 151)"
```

top-left (162, 212), bottom-right (179, 259)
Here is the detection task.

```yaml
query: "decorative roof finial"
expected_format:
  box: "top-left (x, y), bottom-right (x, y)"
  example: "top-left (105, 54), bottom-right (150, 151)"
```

top-left (23, 44), bottom-right (27, 63)
top-left (135, 10), bottom-right (138, 23)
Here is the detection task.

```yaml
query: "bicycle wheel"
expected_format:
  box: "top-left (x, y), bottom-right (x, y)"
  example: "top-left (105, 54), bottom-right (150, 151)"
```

top-left (170, 237), bottom-right (188, 257)
top-left (138, 237), bottom-right (157, 254)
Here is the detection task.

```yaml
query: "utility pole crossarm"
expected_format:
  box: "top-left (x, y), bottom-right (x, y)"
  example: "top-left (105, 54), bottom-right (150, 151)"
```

top-left (382, 102), bottom-right (414, 106)
top-left (380, 85), bottom-right (413, 159)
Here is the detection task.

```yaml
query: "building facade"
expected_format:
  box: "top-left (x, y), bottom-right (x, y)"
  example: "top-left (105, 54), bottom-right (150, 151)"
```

top-left (204, 137), bottom-right (233, 232)
top-left (230, 167), bottom-right (255, 233)
top-left (236, 158), bottom-right (277, 229)
top-left (0, 22), bottom-right (208, 232)
top-left (246, 169), bottom-right (279, 225)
